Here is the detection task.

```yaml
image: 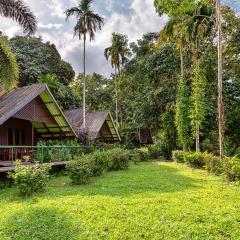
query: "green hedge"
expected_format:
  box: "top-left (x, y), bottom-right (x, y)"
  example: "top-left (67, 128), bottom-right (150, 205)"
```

top-left (172, 150), bottom-right (240, 182)
top-left (223, 156), bottom-right (240, 182)
top-left (184, 152), bottom-right (207, 168)
top-left (67, 148), bottom-right (132, 185)
top-left (172, 150), bottom-right (185, 163)
top-left (205, 154), bottom-right (224, 176)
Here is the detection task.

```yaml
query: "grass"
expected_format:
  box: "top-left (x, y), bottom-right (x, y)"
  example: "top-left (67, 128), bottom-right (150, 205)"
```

top-left (1, 162), bottom-right (240, 239)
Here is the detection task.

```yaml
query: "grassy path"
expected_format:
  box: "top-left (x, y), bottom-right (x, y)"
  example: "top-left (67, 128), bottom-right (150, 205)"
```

top-left (0, 162), bottom-right (240, 239)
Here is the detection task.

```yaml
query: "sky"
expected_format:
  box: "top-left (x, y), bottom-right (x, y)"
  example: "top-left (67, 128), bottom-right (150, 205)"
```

top-left (0, 0), bottom-right (239, 77)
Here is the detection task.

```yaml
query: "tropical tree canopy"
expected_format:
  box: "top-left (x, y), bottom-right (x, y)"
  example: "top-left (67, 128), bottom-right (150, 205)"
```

top-left (65, 0), bottom-right (104, 41)
top-left (104, 33), bottom-right (131, 71)
top-left (10, 36), bottom-right (75, 86)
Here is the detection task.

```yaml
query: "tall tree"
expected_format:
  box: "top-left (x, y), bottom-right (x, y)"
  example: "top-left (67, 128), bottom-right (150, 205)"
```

top-left (104, 33), bottom-right (131, 127)
top-left (65, 0), bottom-right (104, 128)
top-left (216, 0), bottom-right (224, 157)
top-left (0, 0), bottom-right (37, 91)
top-left (10, 36), bottom-right (75, 86)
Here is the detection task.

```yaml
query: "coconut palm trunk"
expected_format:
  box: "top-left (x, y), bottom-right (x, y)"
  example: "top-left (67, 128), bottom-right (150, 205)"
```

top-left (65, 0), bottom-right (104, 130)
top-left (83, 32), bottom-right (86, 129)
top-left (216, 0), bottom-right (224, 158)
top-left (114, 65), bottom-right (119, 127)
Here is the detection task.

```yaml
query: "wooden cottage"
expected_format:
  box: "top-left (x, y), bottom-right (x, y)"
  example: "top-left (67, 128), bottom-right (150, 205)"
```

top-left (0, 84), bottom-right (76, 146)
top-left (64, 109), bottom-right (121, 143)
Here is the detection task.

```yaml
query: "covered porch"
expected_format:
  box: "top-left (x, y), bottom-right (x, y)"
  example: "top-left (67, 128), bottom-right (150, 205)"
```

top-left (0, 84), bottom-right (77, 164)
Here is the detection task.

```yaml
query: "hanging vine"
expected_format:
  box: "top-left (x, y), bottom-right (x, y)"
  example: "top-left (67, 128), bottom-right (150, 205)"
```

top-left (0, 36), bottom-right (19, 91)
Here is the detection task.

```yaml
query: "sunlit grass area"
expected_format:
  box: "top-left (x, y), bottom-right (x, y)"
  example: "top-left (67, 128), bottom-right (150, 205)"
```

top-left (1, 162), bottom-right (240, 240)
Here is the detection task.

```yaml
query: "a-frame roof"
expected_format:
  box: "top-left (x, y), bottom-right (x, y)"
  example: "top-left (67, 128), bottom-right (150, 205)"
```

top-left (64, 109), bottom-right (121, 142)
top-left (0, 84), bottom-right (77, 138)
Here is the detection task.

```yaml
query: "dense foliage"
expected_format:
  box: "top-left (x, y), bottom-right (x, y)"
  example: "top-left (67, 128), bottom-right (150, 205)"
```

top-left (66, 148), bottom-right (132, 185)
top-left (9, 163), bottom-right (50, 196)
top-left (0, 36), bottom-right (19, 91)
top-left (10, 36), bottom-right (75, 86)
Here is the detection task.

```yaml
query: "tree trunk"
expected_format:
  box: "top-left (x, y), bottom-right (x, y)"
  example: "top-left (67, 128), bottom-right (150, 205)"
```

top-left (216, 0), bottom-right (224, 158)
top-left (180, 48), bottom-right (184, 78)
top-left (196, 122), bottom-right (200, 152)
top-left (114, 65), bottom-right (119, 128)
top-left (180, 44), bottom-right (186, 152)
top-left (83, 33), bottom-right (86, 129)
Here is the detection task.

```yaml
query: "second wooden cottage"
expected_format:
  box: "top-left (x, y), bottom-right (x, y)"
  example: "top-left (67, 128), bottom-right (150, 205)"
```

top-left (64, 109), bottom-right (121, 143)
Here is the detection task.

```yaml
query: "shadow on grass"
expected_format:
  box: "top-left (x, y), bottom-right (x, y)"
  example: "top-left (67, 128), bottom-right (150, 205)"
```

top-left (46, 162), bottom-right (203, 198)
top-left (1, 207), bottom-right (76, 240)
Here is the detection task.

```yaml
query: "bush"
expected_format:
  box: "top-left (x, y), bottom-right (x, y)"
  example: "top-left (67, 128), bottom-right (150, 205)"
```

top-left (138, 148), bottom-right (150, 161)
top-left (184, 152), bottom-right (207, 168)
top-left (131, 148), bottom-right (150, 163)
top-left (223, 156), bottom-right (240, 182)
top-left (205, 154), bottom-right (224, 175)
top-left (107, 148), bottom-right (131, 171)
top-left (9, 162), bottom-right (50, 196)
top-left (148, 144), bottom-right (162, 160)
top-left (87, 151), bottom-right (111, 177)
top-left (172, 150), bottom-right (186, 163)
top-left (66, 159), bottom-right (91, 185)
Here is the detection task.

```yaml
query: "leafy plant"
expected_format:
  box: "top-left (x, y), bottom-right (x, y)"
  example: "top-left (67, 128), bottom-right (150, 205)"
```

top-left (66, 159), bottom-right (91, 185)
top-left (148, 142), bottom-right (162, 160)
top-left (184, 152), bottom-right (207, 168)
top-left (172, 150), bottom-right (185, 163)
top-left (223, 156), bottom-right (240, 182)
top-left (9, 162), bottom-right (50, 196)
top-left (205, 154), bottom-right (224, 176)
top-left (87, 151), bottom-right (111, 177)
top-left (107, 148), bottom-right (131, 171)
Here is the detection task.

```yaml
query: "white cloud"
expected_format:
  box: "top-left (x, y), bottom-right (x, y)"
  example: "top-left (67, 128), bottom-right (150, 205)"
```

top-left (61, 0), bottom-right (167, 76)
top-left (0, 0), bottom-right (167, 76)
top-left (38, 23), bottom-right (63, 30)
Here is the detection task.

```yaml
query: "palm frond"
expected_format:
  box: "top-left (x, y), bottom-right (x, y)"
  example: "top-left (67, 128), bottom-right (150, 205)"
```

top-left (65, 0), bottom-right (104, 41)
top-left (65, 7), bottom-right (81, 20)
top-left (0, 0), bottom-right (37, 35)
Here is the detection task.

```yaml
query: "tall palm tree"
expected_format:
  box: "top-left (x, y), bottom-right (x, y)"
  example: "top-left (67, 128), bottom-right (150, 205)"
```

top-left (104, 33), bottom-right (131, 127)
top-left (216, 0), bottom-right (224, 157)
top-left (65, 0), bottom-right (104, 129)
top-left (0, 0), bottom-right (37, 91)
top-left (0, 0), bottom-right (37, 35)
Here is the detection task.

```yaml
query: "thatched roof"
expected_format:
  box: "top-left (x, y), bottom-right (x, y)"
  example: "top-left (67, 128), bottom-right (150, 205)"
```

top-left (0, 84), bottom-right (76, 138)
top-left (64, 109), bottom-right (121, 142)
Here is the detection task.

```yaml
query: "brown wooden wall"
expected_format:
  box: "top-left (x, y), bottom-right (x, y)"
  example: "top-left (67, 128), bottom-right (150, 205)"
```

top-left (0, 118), bottom-right (34, 145)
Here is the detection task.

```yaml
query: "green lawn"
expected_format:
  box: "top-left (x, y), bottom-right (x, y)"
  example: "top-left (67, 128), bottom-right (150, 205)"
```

top-left (1, 162), bottom-right (240, 240)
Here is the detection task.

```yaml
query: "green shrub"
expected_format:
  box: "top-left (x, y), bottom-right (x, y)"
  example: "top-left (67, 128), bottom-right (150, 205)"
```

top-left (205, 154), bottom-right (224, 175)
top-left (87, 151), bottom-right (111, 177)
top-left (184, 152), bottom-right (207, 168)
top-left (107, 148), bottom-right (131, 171)
top-left (148, 144), bottom-right (162, 160)
top-left (172, 150), bottom-right (186, 163)
top-left (66, 159), bottom-right (91, 185)
top-left (223, 156), bottom-right (240, 182)
top-left (137, 148), bottom-right (150, 161)
top-left (9, 162), bottom-right (50, 196)
top-left (130, 148), bottom-right (150, 163)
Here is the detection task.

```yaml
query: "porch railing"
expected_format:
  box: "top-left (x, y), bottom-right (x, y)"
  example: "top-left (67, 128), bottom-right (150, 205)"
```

top-left (0, 146), bottom-right (85, 166)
